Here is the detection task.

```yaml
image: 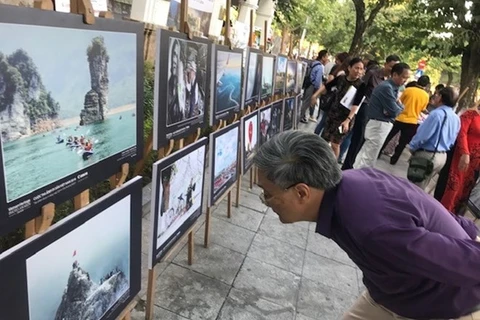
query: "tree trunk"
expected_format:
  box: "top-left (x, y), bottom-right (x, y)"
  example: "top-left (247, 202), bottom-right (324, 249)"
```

top-left (447, 71), bottom-right (453, 87)
top-left (349, 1), bottom-right (366, 56)
top-left (458, 39), bottom-right (480, 111)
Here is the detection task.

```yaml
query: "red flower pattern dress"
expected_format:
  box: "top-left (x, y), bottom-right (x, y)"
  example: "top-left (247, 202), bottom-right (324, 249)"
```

top-left (441, 109), bottom-right (480, 214)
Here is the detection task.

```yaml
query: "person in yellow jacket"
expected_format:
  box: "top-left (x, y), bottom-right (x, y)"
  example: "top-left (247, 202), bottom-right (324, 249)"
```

top-left (379, 75), bottom-right (430, 165)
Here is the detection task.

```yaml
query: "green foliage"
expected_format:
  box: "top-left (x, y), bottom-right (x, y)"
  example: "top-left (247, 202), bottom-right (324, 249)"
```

top-left (87, 36), bottom-right (110, 63)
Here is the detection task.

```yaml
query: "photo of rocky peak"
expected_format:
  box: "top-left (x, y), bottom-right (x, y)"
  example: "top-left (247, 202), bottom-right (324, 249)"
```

top-left (0, 49), bottom-right (60, 142)
top-left (54, 261), bottom-right (128, 320)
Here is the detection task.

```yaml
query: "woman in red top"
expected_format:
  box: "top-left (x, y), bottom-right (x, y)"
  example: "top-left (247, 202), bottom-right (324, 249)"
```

top-left (441, 104), bottom-right (480, 214)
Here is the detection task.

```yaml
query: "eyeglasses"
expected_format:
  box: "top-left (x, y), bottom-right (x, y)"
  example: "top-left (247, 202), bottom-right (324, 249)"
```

top-left (259, 183), bottom-right (298, 206)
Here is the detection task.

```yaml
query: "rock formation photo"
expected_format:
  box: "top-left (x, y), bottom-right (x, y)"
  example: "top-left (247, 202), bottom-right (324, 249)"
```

top-left (0, 50), bottom-right (60, 142)
top-left (54, 261), bottom-right (128, 320)
top-left (80, 36), bottom-right (110, 126)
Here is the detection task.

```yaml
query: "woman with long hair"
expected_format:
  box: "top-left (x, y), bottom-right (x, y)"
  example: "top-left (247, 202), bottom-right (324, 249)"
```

top-left (441, 102), bottom-right (480, 214)
top-left (312, 57), bottom-right (366, 157)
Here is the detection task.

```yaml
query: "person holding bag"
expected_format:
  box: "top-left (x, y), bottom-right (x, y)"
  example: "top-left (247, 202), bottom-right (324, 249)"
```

top-left (407, 87), bottom-right (460, 191)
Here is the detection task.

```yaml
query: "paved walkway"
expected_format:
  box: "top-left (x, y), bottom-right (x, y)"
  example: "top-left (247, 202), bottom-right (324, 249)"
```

top-left (130, 121), bottom-right (436, 320)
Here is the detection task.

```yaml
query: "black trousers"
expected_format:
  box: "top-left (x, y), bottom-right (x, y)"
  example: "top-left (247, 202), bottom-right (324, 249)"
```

top-left (342, 103), bottom-right (368, 170)
top-left (434, 144), bottom-right (456, 202)
top-left (379, 120), bottom-right (419, 163)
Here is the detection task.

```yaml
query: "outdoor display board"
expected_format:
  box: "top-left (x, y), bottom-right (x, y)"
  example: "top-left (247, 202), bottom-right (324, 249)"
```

top-left (0, 4), bottom-right (144, 236)
top-left (241, 111), bottom-right (259, 174)
top-left (0, 176), bottom-right (143, 320)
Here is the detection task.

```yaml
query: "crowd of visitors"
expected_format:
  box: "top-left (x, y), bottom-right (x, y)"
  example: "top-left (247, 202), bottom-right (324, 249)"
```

top-left (253, 50), bottom-right (480, 319)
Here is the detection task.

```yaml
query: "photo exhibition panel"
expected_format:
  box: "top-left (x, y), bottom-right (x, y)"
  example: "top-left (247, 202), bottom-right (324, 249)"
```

top-left (241, 111), bottom-right (259, 174)
top-left (0, 5), bottom-right (144, 236)
top-left (154, 29), bottom-right (212, 149)
top-left (149, 138), bottom-right (207, 267)
top-left (0, 176), bottom-right (143, 320)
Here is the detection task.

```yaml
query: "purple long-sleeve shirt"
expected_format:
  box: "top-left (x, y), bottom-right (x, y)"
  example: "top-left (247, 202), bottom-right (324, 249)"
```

top-left (316, 168), bottom-right (480, 319)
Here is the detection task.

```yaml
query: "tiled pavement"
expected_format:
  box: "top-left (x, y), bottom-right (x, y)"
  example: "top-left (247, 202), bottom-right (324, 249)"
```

top-left (130, 120), bottom-right (443, 320)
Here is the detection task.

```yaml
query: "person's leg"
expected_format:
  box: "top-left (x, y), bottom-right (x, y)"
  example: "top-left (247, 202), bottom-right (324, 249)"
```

top-left (391, 122), bottom-right (417, 165)
top-left (331, 142), bottom-right (340, 159)
top-left (434, 144), bottom-right (456, 201)
top-left (354, 120), bottom-right (393, 169)
top-left (342, 291), bottom-right (400, 320)
top-left (342, 103), bottom-right (368, 170)
top-left (378, 121), bottom-right (401, 159)
top-left (413, 151), bottom-right (446, 191)
top-left (314, 111), bottom-right (327, 135)
top-left (339, 130), bottom-right (353, 163)
top-left (300, 86), bottom-right (314, 122)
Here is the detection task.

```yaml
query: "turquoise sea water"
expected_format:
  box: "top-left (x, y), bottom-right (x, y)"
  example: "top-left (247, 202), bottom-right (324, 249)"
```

top-left (3, 110), bottom-right (136, 202)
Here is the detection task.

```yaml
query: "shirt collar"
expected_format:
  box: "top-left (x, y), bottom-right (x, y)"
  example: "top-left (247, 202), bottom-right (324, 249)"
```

top-left (315, 185), bottom-right (339, 238)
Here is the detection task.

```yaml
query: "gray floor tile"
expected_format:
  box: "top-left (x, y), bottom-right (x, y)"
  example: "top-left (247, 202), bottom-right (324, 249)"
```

top-left (357, 269), bottom-right (366, 294)
top-left (197, 216), bottom-right (256, 254)
top-left (131, 305), bottom-right (189, 320)
top-left (174, 242), bottom-right (245, 285)
top-left (247, 233), bottom-right (305, 275)
top-left (213, 199), bottom-right (265, 232)
top-left (303, 251), bottom-right (358, 295)
top-left (154, 264), bottom-right (230, 320)
top-left (233, 257), bottom-right (301, 308)
top-left (306, 231), bottom-right (355, 267)
top-left (258, 215), bottom-right (308, 249)
top-left (297, 279), bottom-right (357, 320)
top-left (235, 189), bottom-right (268, 213)
top-left (218, 288), bottom-right (295, 320)
top-left (295, 313), bottom-right (315, 320)
top-left (142, 217), bottom-right (152, 255)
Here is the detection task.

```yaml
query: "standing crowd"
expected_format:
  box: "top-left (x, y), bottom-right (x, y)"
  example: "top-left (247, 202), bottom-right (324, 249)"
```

top-left (300, 50), bottom-right (480, 217)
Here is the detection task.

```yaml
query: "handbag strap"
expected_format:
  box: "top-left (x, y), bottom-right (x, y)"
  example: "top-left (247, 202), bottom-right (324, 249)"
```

top-left (433, 109), bottom-right (448, 156)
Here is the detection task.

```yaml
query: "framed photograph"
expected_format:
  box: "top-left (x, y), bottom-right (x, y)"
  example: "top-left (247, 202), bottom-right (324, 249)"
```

top-left (283, 97), bottom-right (295, 131)
top-left (270, 101), bottom-right (283, 137)
top-left (273, 54), bottom-right (288, 96)
top-left (209, 122), bottom-right (240, 206)
top-left (261, 54), bottom-right (275, 103)
top-left (295, 94), bottom-right (303, 129)
top-left (295, 61), bottom-right (305, 94)
top-left (0, 5), bottom-right (144, 236)
top-left (259, 105), bottom-right (272, 146)
top-left (244, 48), bottom-right (263, 108)
top-left (210, 45), bottom-right (244, 126)
top-left (153, 29), bottom-right (212, 149)
top-left (149, 138), bottom-right (207, 266)
top-left (0, 176), bottom-right (142, 320)
top-left (285, 60), bottom-right (297, 95)
top-left (241, 111), bottom-right (259, 174)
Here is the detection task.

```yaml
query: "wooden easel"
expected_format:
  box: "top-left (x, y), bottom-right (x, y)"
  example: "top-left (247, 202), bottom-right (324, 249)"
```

top-left (143, 0), bottom-right (203, 318)
top-left (26, 1), bottom-right (132, 319)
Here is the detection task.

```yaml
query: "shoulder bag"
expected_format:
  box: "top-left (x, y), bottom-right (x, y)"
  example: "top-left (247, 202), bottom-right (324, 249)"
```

top-left (407, 110), bottom-right (447, 183)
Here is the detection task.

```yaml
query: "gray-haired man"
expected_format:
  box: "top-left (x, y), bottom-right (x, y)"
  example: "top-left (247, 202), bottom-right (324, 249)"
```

top-left (253, 130), bottom-right (480, 320)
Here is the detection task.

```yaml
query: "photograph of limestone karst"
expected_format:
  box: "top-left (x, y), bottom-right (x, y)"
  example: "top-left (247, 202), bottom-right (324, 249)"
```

top-left (26, 195), bottom-right (131, 320)
top-left (166, 37), bottom-right (208, 127)
top-left (0, 23), bottom-right (137, 203)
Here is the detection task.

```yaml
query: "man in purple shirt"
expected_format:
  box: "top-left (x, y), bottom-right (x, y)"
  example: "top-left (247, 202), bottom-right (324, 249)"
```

top-left (253, 130), bottom-right (480, 319)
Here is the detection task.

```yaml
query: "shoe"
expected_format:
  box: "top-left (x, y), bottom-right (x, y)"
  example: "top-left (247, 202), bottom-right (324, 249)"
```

top-left (309, 117), bottom-right (317, 122)
top-left (300, 118), bottom-right (308, 123)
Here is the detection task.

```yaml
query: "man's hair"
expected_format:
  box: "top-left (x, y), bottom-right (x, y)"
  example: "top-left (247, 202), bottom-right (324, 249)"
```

top-left (417, 75), bottom-right (430, 87)
top-left (386, 55), bottom-right (401, 63)
top-left (253, 131), bottom-right (342, 190)
top-left (435, 84), bottom-right (445, 91)
top-left (335, 52), bottom-right (349, 64)
top-left (391, 62), bottom-right (410, 76)
top-left (366, 60), bottom-right (379, 69)
top-left (317, 50), bottom-right (329, 61)
top-left (438, 87), bottom-right (457, 108)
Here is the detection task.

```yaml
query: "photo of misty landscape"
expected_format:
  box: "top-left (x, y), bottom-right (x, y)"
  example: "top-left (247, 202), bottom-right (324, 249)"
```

top-left (26, 195), bottom-right (131, 320)
top-left (261, 56), bottom-right (274, 99)
top-left (286, 60), bottom-right (296, 94)
top-left (213, 126), bottom-right (239, 200)
top-left (0, 23), bottom-right (137, 203)
top-left (274, 56), bottom-right (287, 94)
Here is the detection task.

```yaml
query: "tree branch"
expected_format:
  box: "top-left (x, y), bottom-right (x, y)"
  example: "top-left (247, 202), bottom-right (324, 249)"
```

top-left (365, 0), bottom-right (388, 29)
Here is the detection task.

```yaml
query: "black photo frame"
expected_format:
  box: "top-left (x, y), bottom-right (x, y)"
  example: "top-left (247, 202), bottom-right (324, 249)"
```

top-left (149, 138), bottom-right (207, 267)
top-left (285, 60), bottom-right (297, 95)
top-left (273, 54), bottom-right (288, 96)
top-left (270, 101), bottom-right (283, 137)
top-left (260, 53), bottom-right (275, 104)
top-left (0, 176), bottom-right (143, 320)
top-left (0, 5), bottom-right (144, 236)
top-left (153, 29), bottom-right (212, 149)
top-left (258, 105), bottom-right (272, 147)
top-left (283, 97), bottom-right (295, 131)
top-left (243, 47), bottom-right (263, 108)
top-left (241, 111), bottom-right (259, 174)
top-left (209, 122), bottom-right (240, 207)
top-left (210, 45), bottom-right (244, 126)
